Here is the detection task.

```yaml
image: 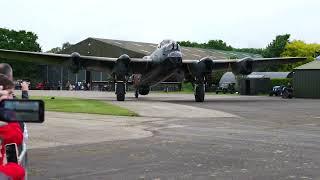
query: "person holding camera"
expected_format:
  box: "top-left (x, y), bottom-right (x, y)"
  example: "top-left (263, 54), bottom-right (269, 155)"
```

top-left (0, 64), bottom-right (29, 148)
top-left (0, 74), bottom-right (25, 180)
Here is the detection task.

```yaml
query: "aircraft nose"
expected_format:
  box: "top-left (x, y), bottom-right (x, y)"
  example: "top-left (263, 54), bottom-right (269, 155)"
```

top-left (168, 51), bottom-right (182, 59)
top-left (167, 51), bottom-right (182, 65)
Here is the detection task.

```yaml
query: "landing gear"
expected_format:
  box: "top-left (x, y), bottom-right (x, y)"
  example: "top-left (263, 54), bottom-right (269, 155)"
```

top-left (116, 82), bottom-right (126, 101)
top-left (194, 83), bottom-right (205, 102)
top-left (135, 89), bottom-right (139, 98)
top-left (138, 86), bottom-right (150, 95)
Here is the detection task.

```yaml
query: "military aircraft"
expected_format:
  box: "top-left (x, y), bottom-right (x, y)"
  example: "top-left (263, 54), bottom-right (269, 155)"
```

top-left (0, 39), bottom-right (305, 102)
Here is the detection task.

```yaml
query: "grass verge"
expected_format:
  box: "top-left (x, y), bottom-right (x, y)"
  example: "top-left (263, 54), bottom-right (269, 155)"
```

top-left (32, 96), bottom-right (137, 116)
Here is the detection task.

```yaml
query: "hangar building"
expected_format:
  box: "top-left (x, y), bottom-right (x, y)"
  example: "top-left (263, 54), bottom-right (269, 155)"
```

top-left (293, 60), bottom-right (320, 98)
top-left (42, 38), bottom-right (261, 90)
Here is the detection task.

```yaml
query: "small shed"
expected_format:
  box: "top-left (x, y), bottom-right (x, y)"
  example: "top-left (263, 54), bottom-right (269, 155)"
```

top-left (293, 60), bottom-right (320, 98)
top-left (238, 75), bottom-right (271, 95)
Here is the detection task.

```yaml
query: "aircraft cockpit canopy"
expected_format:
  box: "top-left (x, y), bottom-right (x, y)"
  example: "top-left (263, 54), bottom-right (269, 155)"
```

top-left (157, 39), bottom-right (180, 51)
top-left (157, 39), bottom-right (174, 48)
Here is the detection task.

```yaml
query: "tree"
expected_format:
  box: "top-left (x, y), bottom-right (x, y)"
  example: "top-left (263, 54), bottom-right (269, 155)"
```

top-left (178, 40), bottom-right (233, 51)
top-left (178, 41), bottom-right (200, 48)
top-left (62, 42), bottom-right (72, 50)
top-left (0, 28), bottom-right (42, 82)
top-left (262, 34), bottom-right (290, 58)
top-left (46, 47), bottom-right (62, 53)
top-left (47, 42), bottom-right (73, 53)
top-left (280, 40), bottom-right (320, 71)
top-left (259, 34), bottom-right (291, 71)
top-left (206, 40), bottom-right (233, 51)
top-left (178, 39), bottom-right (265, 55)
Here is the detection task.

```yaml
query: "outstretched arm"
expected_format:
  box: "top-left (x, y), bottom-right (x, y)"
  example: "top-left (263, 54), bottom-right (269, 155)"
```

top-left (20, 82), bottom-right (29, 99)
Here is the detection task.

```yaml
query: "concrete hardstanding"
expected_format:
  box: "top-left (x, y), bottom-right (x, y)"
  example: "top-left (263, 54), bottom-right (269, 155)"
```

top-left (27, 92), bottom-right (320, 180)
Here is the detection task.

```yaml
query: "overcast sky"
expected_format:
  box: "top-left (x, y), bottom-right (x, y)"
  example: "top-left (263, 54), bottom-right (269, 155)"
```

top-left (1, 0), bottom-right (319, 51)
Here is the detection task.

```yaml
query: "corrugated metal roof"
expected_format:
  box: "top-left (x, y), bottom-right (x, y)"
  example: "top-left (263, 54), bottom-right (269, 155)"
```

top-left (251, 72), bottom-right (293, 78)
top-left (91, 37), bottom-right (261, 60)
top-left (295, 60), bottom-right (320, 70)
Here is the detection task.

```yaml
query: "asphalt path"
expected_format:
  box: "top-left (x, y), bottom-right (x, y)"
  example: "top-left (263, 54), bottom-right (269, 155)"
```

top-left (26, 91), bottom-right (320, 180)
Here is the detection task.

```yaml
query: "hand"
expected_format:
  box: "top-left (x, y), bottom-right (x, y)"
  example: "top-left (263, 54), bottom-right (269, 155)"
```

top-left (0, 86), bottom-right (14, 101)
top-left (21, 81), bottom-right (29, 91)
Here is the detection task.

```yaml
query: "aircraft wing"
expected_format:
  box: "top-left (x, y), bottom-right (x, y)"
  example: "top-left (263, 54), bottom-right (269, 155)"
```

top-left (0, 49), bottom-right (152, 73)
top-left (182, 57), bottom-right (306, 74)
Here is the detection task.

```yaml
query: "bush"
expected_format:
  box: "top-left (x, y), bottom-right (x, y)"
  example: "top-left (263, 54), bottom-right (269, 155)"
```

top-left (271, 78), bottom-right (292, 87)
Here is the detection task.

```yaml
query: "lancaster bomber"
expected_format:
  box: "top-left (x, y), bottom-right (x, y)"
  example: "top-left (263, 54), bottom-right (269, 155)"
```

top-left (0, 39), bottom-right (305, 102)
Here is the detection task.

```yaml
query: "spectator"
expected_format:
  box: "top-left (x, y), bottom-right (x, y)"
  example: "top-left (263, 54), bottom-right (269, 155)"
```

top-left (0, 64), bottom-right (28, 169)
top-left (0, 64), bottom-right (28, 100)
top-left (65, 81), bottom-right (70, 91)
top-left (86, 82), bottom-right (90, 91)
top-left (0, 74), bottom-right (24, 151)
top-left (0, 75), bottom-right (25, 180)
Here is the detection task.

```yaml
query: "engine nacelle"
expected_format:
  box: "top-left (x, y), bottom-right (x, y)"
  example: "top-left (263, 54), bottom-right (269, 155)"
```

top-left (190, 57), bottom-right (214, 78)
top-left (231, 57), bottom-right (253, 75)
top-left (69, 52), bottom-right (82, 73)
top-left (113, 54), bottom-right (131, 79)
top-left (198, 57), bottom-right (214, 73)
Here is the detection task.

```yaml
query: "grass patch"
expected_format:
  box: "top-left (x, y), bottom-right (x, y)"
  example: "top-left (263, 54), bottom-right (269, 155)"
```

top-left (32, 96), bottom-right (137, 116)
top-left (181, 82), bottom-right (194, 92)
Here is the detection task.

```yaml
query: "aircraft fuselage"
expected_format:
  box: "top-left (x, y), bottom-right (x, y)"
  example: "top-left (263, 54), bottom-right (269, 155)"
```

top-left (136, 40), bottom-right (183, 87)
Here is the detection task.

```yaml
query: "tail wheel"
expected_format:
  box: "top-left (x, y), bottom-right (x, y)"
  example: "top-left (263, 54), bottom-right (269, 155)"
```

top-left (195, 84), bottom-right (205, 102)
top-left (116, 83), bottom-right (126, 101)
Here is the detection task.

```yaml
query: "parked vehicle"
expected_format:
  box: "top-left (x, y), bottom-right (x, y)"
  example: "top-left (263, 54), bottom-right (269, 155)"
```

top-left (281, 86), bottom-right (293, 99)
top-left (216, 83), bottom-right (236, 94)
top-left (269, 85), bottom-right (293, 99)
top-left (269, 85), bottom-right (284, 96)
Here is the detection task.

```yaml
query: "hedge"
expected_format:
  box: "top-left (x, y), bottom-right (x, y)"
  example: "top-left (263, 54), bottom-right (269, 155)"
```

top-left (271, 78), bottom-right (292, 87)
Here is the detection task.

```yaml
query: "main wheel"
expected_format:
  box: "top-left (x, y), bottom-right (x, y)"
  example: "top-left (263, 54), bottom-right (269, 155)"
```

top-left (282, 89), bottom-right (288, 99)
top-left (116, 83), bottom-right (125, 101)
top-left (194, 84), bottom-right (205, 102)
top-left (135, 89), bottom-right (139, 98)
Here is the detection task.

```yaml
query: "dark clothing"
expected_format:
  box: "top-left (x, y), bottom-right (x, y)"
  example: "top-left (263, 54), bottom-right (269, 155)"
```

top-left (21, 91), bottom-right (28, 100)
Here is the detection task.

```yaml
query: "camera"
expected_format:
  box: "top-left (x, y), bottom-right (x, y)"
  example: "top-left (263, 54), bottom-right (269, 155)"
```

top-left (0, 99), bottom-right (44, 123)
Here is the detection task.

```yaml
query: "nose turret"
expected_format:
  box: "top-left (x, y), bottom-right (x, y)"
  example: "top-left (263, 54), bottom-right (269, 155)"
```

top-left (167, 51), bottom-right (182, 64)
top-left (162, 50), bottom-right (182, 67)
